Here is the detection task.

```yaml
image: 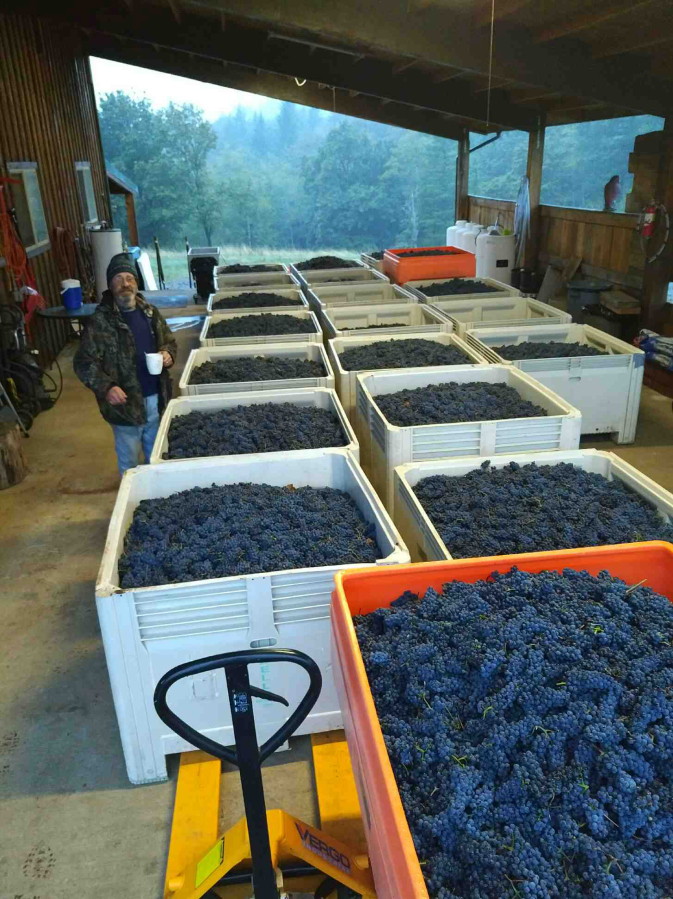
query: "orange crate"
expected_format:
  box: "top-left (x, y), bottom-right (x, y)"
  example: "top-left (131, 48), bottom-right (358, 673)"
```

top-left (383, 245), bottom-right (476, 284)
top-left (330, 542), bottom-right (673, 899)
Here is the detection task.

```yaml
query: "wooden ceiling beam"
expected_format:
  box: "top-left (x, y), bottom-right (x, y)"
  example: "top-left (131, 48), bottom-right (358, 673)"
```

top-left (17, 0), bottom-right (670, 116)
top-left (508, 87), bottom-right (561, 103)
top-left (593, 29), bottom-right (673, 59)
top-left (472, 0), bottom-right (534, 28)
top-left (472, 78), bottom-right (515, 93)
top-left (532, 0), bottom-right (659, 44)
top-left (29, 5), bottom-right (533, 129)
top-left (391, 58), bottom-right (418, 75)
top-left (84, 33), bottom-right (469, 141)
top-left (166, 0), bottom-right (181, 25)
top-left (432, 69), bottom-right (466, 83)
top-left (202, 0), bottom-right (670, 115)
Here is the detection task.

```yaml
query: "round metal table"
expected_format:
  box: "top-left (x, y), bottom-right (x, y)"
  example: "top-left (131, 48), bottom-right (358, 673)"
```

top-left (38, 303), bottom-right (99, 337)
top-left (38, 303), bottom-right (100, 322)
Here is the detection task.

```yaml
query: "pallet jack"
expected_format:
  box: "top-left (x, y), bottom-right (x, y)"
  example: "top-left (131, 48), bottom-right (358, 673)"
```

top-left (154, 649), bottom-right (377, 899)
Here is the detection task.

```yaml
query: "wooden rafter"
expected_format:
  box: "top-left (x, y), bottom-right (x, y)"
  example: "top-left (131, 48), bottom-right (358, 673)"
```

top-left (509, 87), bottom-right (561, 104)
top-left (472, 77), bottom-right (515, 93)
top-left (593, 28), bottom-right (673, 58)
top-left (391, 58), bottom-right (418, 75)
top-left (166, 0), bottom-right (181, 25)
top-left (432, 69), bottom-right (467, 84)
top-left (29, 5), bottom-right (533, 129)
top-left (17, 0), bottom-right (671, 116)
top-left (84, 34), bottom-right (476, 139)
top-left (532, 0), bottom-right (659, 43)
top-left (472, 0), bottom-right (534, 28)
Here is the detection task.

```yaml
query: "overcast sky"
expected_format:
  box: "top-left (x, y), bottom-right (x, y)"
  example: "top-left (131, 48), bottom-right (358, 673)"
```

top-left (90, 57), bottom-right (278, 121)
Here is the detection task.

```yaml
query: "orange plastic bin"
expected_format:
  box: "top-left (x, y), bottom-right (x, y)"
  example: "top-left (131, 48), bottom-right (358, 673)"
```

top-left (383, 246), bottom-right (476, 285)
top-left (330, 542), bottom-right (673, 899)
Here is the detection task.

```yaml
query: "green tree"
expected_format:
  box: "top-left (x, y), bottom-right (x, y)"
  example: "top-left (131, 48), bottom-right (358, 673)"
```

top-left (99, 93), bottom-right (218, 245)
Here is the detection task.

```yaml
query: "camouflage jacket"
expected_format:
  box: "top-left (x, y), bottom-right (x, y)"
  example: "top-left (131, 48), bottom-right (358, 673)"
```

top-left (73, 291), bottom-right (178, 426)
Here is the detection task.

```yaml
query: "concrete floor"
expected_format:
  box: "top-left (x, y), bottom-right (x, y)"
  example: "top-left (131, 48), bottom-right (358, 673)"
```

top-left (2, 343), bottom-right (673, 898)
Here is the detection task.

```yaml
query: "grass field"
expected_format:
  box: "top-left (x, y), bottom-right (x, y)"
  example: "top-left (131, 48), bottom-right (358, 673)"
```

top-left (144, 245), bottom-right (362, 287)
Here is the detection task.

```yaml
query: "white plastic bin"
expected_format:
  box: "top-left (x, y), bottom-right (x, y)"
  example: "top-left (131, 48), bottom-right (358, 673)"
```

top-left (150, 388), bottom-right (359, 464)
top-left (200, 309), bottom-right (322, 347)
top-left (405, 276), bottom-right (520, 303)
top-left (292, 263), bottom-right (388, 290)
top-left (215, 267), bottom-right (299, 291)
top-left (207, 286), bottom-right (307, 315)
top-left (180, 343), bottom-right (335, 396)
top-left (394, 449), bottom-right (673, 563)
top-left (320, 302), bottom-right (452, 341)
top-left (327, 332), bottom-right (484, 425)
top-left (95, 450), bottom-right (409, 783)
top-left (429, 295), bottom-right (571, 337)
top-left (309, 282), bottom-right (416, 311)
top-left (358, 364), bottom-right (582, 512)
top-left (465, 323), bottom-right (645, 444)
top-left (360, 252), bottom-right (384, 273)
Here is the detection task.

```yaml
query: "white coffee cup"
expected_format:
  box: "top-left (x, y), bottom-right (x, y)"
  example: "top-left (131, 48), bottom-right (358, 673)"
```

top-left (145, 352), bottom-right (163, 375)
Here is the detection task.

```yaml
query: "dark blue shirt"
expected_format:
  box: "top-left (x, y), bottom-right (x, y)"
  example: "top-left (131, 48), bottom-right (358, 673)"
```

top-left (121, 308), bottom-right (159, 397)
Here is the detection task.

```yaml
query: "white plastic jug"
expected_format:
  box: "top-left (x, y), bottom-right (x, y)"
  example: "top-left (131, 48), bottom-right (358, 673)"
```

top-left (476, 228), bottom-right (516, 283)
top-left (446, 220), bottom-right (466, 247)
top-left (463, 224), bottom-right (484, 255)
top-left (454, 221), bottom-right (475, 250)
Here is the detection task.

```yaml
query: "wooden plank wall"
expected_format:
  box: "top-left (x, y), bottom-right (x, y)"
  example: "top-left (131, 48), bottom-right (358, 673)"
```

top-left (538, 205), bottom-right (643, 290)
top-left (468, 195), bottom-right (644, 292)
top-left (468, 196), bottom-right (515, 231)
top-left (0, 13), bottom-right (110, 366)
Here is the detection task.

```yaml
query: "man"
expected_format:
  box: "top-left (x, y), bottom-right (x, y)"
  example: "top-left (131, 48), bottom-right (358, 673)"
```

top-left (74, 253), bottom-right (177, 475)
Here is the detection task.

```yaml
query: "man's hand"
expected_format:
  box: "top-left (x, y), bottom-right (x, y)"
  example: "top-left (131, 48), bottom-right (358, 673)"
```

top-left (161, 351), bottom-right (173, 369)
top-left (106, 386), bottom-right (128, 405)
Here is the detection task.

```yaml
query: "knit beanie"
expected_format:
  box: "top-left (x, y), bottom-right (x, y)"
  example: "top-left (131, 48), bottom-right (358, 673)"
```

top-left (106, 253), bottom-right (137, 288)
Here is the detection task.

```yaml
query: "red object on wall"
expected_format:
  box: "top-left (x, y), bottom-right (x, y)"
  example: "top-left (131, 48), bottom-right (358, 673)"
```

top-left (642, 200), bottom-right (657, 239)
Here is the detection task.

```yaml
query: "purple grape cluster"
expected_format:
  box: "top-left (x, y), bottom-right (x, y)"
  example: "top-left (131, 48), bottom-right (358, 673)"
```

top-left (164, 402), bottom-right (347, 459)
top-left (417, 278), bottom-right (502, 297)
top-left (219, 264), bottom-right (283, 274)
top-left (212, 291), bottom-right (302, 310)
top-left (395, 249), bottom-right (458, 258)
top-left (493, 341), bottom-right (608, 361)
top-left (208, 313), bottom-right (316, 338)
top-left (338, 338), bottom-right (470, 372)
top-left (119, 483), bottom-right (381, 588)
top-left (413, 460), bottom-right (673, 558)
top-left (375, 382), bottom-right (547, 427)
top-left (355, 567), bottom-right (673, 898)
top-left (341, 323), bottom-right (406, 331)
top-left (295, 256), bottom-right (360, 270)
top-left (189, 355), bottom-right (325, 385)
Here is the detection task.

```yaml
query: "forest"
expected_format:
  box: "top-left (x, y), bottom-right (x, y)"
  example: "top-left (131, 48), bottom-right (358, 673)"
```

top-left (97, 89), bottom-right (662, 251)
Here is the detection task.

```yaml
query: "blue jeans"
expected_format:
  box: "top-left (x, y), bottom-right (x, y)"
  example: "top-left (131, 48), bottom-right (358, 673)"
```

top-left (111, 394), bottom-right (161, 476)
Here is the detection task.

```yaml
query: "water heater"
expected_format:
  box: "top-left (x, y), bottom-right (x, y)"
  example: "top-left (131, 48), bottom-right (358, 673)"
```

top-left (91, 228), bottom-right (123, 299)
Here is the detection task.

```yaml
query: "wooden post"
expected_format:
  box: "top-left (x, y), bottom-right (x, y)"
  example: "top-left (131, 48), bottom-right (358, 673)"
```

top-left (125, 192), bottom-right (140, 246)
top-left (0, 423), bottom-right (27, 489)
top-left (455, 129), bottom-right (470, 223)
top-left (642, 117), bottom-right (673, 329)
top-left (524, 112), bottom-right (546, 269)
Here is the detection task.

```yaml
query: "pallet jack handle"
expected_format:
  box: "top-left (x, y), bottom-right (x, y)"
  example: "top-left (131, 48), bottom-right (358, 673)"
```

top-left (154, 650), bottom-right (323, 899)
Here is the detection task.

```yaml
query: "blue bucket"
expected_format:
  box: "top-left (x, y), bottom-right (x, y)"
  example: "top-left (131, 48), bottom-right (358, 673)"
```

top-left (61, 279), bottom-right (83, 311)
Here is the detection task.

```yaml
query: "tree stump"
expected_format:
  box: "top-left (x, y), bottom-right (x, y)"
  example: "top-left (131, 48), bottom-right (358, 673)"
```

top-left (0, 422), bottom-right (27, 489)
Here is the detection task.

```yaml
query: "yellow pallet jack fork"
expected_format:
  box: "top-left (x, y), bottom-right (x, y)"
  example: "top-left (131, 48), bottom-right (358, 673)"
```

top-left (155, 649), bottom-right (376, 899)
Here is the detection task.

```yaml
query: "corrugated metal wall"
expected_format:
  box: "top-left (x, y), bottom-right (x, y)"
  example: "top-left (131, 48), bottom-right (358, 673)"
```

top-left (0, 13), bottom-right (110, 365)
